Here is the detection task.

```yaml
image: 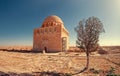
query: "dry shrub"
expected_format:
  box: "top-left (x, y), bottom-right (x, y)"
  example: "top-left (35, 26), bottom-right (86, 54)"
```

top-left (97, 48), bottom-right (108, 54)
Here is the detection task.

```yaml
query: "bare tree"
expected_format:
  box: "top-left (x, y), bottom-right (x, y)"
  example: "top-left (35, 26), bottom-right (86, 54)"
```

top-left (74, 16), bottom-right (105, 74)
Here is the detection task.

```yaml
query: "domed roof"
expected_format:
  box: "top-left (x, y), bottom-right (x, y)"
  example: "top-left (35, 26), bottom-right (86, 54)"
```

top-left (41, 15), bottom-right (63, 27)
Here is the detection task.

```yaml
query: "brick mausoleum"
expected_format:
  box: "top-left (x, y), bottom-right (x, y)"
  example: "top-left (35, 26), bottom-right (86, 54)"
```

top-left (33, 15), bottom-right (69, 52)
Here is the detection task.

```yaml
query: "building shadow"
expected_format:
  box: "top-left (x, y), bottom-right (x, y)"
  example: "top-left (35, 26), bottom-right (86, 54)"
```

top-left (0, 49), bottom-right (41, 53)
top-left (0, 71), bottom-right (71, 76)
top-left (0, 49), bottom-right (60, 54)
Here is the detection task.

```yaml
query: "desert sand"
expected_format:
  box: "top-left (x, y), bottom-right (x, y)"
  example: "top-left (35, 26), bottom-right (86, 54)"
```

top-left (0, 47), bottom-right (120, 76)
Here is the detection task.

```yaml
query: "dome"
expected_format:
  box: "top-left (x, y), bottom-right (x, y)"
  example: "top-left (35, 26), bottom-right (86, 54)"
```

top-left (41, 15), bottom-right (63, 27)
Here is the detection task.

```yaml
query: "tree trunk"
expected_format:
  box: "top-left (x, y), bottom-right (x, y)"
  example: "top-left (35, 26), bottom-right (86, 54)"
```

top-left (86, 50), bottom-right (89, 69)
top-left (72, 50), bottom-right (89, 75)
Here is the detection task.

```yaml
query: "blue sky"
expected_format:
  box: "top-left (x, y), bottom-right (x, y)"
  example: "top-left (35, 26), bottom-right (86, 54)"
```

top-left (0, 0), bottom-right (120, 46)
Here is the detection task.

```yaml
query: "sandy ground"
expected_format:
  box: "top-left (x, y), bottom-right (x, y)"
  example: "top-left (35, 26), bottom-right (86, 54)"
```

top-left (0, 50), bottom-right (120, 76)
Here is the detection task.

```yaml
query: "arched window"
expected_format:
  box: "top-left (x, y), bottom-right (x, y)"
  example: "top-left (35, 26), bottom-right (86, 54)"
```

top-left (36, 30), bottom-right (39, 36)
top-left (42, 24), bottom-right (45, 27)
top-left (51, 22), bottom-right (54, 26)
top-left (50, 22), bottom-right (52, 26)
top-left (40, 29), bottom-right (42, 33)
top-left (44, 28), bottom-right (46, 33)
top-left (54, 27), bottom-right (56, 31)
top-left (42, 29), bottom-right (44, 34)
top-left (46, 23), bottom-right (48, 27)
top-left (37, 30), bottom-right (39, 34)
top-left (49, 27), bottom-right (52, 32)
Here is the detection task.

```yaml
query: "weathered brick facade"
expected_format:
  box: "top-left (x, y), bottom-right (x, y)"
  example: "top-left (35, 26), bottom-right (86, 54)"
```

top-left (33, 15), bottom-right (69, 52)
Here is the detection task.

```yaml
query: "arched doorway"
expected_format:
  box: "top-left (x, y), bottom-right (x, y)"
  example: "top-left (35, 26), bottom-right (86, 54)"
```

top-left (44, 47), bottom-right (47, 52)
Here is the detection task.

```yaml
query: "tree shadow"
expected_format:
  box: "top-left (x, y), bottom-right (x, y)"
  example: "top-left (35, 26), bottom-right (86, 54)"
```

top-left (33, 71), bottom-right (71, 76)
top-left (104, 58), bottom-right (120, 67)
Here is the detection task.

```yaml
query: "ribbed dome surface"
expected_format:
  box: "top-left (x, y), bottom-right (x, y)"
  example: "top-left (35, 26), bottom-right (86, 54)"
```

top-left (41, 15), bottom-right (63, 27)
top-left (43, 15), bottom-right (63, 23)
